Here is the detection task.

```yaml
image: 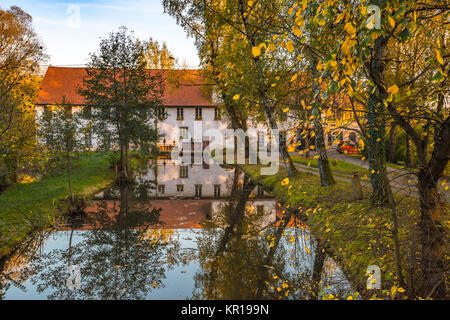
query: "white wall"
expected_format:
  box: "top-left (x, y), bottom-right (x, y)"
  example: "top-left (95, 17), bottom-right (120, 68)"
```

top-left (140, 159), bottom-right (235, 198)
top-left (158, 107), bottom-right (229, 145)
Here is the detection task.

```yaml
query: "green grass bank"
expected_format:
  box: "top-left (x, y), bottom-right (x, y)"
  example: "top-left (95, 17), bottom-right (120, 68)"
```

top-left (240, 164), bottom-right (449, 299)
top-left (0, 154), bottom-right (115, 259)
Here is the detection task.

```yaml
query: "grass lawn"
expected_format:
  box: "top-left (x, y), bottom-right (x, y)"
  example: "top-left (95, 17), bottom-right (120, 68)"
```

top-left (291, 155), bottom-right (369, 177)
top-left (240, 164), bottom-right (449, 299)
top-left (0, 153), bottom-right (114, 258)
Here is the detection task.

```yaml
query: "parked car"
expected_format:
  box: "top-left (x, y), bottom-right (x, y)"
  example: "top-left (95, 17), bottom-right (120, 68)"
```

top-left (336, 140), bottom-right (360, 154)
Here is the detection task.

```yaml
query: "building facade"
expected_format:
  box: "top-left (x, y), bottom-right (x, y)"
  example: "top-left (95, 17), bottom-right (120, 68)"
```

top-left (35, 66), bottom-right (361, 161)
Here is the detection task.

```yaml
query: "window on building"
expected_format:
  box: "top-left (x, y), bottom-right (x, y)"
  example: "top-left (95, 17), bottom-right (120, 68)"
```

top-left (195, 107), bottom-right (202, 120)
top-left (214, 107), bottom-right (221, 120)
top-left (214, 185), bottom-right (221, 198)
top-left (177, 107), bottom-right (184, 120)
top-left (343, 111), bottom-right (353, 121)
top-left (177, 184), bottom-right (184, 193)
top-left (195, 185), bottom-right (202, 198)
top-left (180, 166), bottom-right (188, 179)
top-left (356, 111), bottom-right (364, 120)
top-left (158, 185), bottom-right (165, 195)
top-left (179, 127), bottom-right (189, 140)
top-left (256, 205), bottom-right (264, 215)
top-left (158, 107), bottom-right (167, 120)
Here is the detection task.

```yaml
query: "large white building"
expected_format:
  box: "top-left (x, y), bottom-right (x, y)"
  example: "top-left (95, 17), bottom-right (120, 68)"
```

top-left (34, 67), bottom-right (230, 150)
top-left (35, 66), bottom-right (360, 166)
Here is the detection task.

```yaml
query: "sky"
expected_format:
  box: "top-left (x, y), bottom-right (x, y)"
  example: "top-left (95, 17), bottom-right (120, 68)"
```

top-left (1, 0), bottom-right (200, 68)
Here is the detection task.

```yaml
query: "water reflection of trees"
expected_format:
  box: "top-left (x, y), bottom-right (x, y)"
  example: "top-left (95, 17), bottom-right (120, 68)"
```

top-left (192, 169), bottom-right (350, 300)
top-left (26, 182), bottom-right (184, 300)
top-left (1, 167), bottom-right (352, 300)
top-left (0, 230), bottom-right (50, 300)
top-left (191, 170), bottom-right (285, 299)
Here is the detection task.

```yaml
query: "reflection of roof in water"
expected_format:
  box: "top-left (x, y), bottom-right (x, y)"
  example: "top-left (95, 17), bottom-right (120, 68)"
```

top-left (78, 200), bottom-right (210, 229)
top-left (69, 199), bottom-right (292, 230)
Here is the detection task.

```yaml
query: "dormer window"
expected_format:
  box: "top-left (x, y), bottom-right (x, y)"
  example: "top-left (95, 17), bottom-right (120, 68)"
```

top-left (177, 107), bottom-right (184, 120)
top-left (195, 107), bottom-right (202, 120)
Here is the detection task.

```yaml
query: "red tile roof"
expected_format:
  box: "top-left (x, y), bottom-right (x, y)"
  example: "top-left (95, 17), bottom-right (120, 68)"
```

top-left (35, 66), bottom-right (214, 107)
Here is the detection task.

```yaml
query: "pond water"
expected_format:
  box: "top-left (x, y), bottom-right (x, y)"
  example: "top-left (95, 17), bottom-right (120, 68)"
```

top-left (0, 160), bottom-right (352, 300)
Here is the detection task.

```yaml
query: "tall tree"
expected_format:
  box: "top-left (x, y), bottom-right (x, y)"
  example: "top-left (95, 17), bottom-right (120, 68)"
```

top-left (319, 0), bottom-right (449, 298)
top-left (164, 0), bottom-right (299, 176)
top-left (163, 0), bottom-right (250, 132)
top-left (139, 37), bottom-right (177, 69)
top-left (0, 6), bottom-right (46, 183)
top-left (79, 27), bottom-right (165, 180)
top-left (38, 100), bottom-right (86, 203)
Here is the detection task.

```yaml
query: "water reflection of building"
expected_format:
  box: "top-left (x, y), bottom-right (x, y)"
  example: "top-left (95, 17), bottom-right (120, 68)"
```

top-left (139, 160), bottom-right (269, 200)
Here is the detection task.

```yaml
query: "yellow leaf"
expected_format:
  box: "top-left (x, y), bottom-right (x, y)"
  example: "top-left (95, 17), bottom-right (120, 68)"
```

top-left (387, 84), bottom-right (399, 95)
top-left (435, 49), bottom-right (444, 65)
top-left (252, 46), bottom-right (261, 57)
top-left (316, 60), bottom-right (324, 71)
top-left (292, 26), bottom-right (302, 37)
top-left (233, 94), bottom-right (240, 100)
top-left (291, 73), bottom-right (298, 82)
top-left (281, 177), bottom-right (290, 186)
top-left (342, 37), bottom-right (357, 55)
top-left (388, 16), bottom-right (395, 28)
top-left (335, 12), bottom-right (345, 24)
top-left (283, 107), bottom-right (290, 113)
top-left (267, 42), bottom-right (276, 52)
top-left (286, 40), bottom-right (295, 53)
top-left (344, 22), bottom-right (356, 35)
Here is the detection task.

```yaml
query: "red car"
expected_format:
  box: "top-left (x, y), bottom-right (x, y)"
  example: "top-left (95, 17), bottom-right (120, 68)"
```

top-left (336, 141), bottom-right (360, 154)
